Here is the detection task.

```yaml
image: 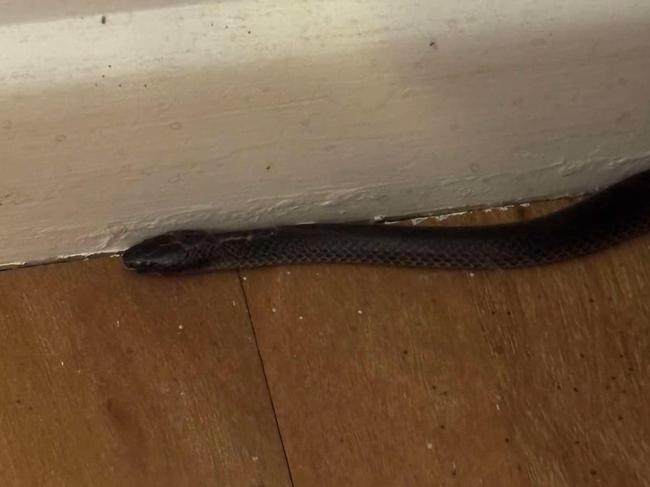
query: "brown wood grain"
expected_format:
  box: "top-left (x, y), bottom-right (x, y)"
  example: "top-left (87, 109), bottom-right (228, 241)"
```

top-left (2, 200), bottom-right (648, 486)
top-left (242, 201), bottom-right (650, 487)
top-left (0, 258), bottom-right (291, 487)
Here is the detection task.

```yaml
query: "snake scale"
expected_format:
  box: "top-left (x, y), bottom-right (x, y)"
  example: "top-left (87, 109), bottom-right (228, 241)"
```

top-left (123, 169), bottom-right (650, 275)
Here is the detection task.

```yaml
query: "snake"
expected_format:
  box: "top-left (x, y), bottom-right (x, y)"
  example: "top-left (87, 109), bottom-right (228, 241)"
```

top-left (122, 168), bottom-right (650, 275)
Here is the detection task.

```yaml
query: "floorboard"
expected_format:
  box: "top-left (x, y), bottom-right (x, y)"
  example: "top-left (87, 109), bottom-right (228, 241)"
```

top-left (1, 200), bottom-right (648, 486)
top-left (0, 258), bottom-right (292, 487)
top-left (242, 201), bottom-right (650, 487)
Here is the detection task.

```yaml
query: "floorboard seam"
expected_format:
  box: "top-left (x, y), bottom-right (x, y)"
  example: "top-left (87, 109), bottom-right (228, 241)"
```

top-left (237, 271), bottom-right (297, 487)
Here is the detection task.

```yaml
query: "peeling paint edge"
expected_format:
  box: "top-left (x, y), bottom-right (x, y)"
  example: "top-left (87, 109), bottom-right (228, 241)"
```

top-left (3, 154), bottom-right (648, 270)
top-left (0, 193), bottom-right (577, 273)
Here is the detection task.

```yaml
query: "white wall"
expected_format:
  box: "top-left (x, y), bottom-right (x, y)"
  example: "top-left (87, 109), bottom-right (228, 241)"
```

top-left (1, 0), bottom-right (650, 267)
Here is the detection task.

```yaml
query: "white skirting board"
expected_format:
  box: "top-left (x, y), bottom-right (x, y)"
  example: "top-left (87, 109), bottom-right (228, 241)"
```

top-left (1, 0), bottom-right (650, 267)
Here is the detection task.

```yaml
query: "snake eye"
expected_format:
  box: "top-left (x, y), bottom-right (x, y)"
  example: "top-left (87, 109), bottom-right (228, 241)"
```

top-left (122, 231), bottom-right (208, 273)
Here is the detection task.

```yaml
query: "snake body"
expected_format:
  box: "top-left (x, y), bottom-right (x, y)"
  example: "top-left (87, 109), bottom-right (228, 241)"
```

top-left (123, 169), bottom-right (650, 274)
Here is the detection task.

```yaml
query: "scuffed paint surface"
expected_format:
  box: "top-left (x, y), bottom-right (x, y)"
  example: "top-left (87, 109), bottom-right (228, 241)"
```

top-left (1, 0), bottom-right (650, 266)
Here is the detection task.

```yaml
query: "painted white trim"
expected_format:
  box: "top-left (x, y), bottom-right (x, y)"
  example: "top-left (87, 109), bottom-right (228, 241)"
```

top-left (2, 0), bottom-right (650, 266)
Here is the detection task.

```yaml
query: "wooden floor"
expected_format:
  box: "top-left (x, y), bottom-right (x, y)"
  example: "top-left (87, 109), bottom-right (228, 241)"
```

top-left (0, 202), bottom-right (648, 487)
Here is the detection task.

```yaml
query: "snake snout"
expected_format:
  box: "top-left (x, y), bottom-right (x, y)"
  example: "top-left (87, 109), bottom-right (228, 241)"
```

top-left (122, 231), bottom-right (207, 274)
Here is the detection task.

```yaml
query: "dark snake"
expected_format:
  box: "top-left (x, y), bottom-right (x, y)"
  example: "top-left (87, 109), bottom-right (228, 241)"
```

top-left (123, 169), bottom-right (650, 275)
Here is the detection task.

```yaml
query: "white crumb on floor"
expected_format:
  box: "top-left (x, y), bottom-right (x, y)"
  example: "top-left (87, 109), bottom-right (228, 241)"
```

top-left (178, 324), bottom-right (184, 330)
top-left (357, 310), bottom-right (363, 315)
top-left (427, 442), bottom-right (433, 450)
top-left (60, 361), bottom-right (65, 367)
top-left (468, 272), bottom-right (475, 277)
top-left (286, 271), bottom-right (291, 275)
top-left (242, 276), bottom-right (248, 281)
top-left (232, 300), bottom-right (237, 307)
top-left (252, 456), bottom-right (259, 462)
top-left (115, 320), bottom-right (120, 327)
top-left (298, 315), bottom-right (304, 320)
top-left (271, 307), bottom-right (277, 313)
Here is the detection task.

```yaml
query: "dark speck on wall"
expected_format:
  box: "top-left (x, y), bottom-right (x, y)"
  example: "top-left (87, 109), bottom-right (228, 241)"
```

top-left (101, 15), bottom-right (106, 24)
top-left (429, 40), bottom-right (438, 49)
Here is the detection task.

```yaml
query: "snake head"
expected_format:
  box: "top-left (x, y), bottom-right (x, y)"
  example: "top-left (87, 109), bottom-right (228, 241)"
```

top-left (122, 230), bottom-right (213, 274)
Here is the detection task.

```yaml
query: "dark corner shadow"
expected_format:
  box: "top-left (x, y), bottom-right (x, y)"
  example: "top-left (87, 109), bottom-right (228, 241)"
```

top-left (0, 0), bottom-right (229, 27)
